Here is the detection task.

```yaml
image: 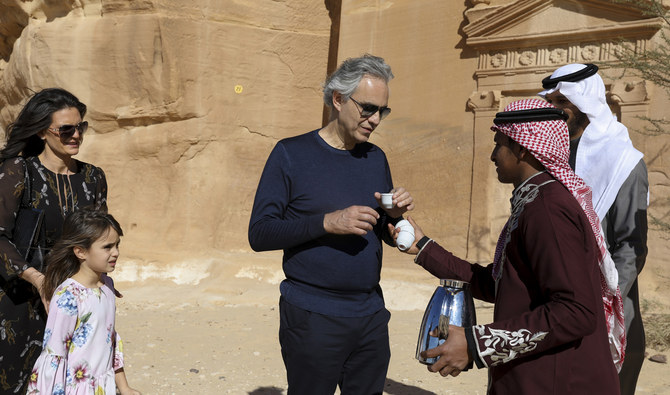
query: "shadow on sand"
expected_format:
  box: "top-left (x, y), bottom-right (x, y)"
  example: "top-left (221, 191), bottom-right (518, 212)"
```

top-left (248, 386), bottom-right (284, 395)
top-left (247, 379), bottom-right (436, 394)
top-left (384, 378), bottom-right (436, 395)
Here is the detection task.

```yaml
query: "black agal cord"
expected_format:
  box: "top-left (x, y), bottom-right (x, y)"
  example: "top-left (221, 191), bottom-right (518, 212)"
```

top-left (493, 108), bottom-right (568, 124)
top-left (541, 63), bottom-right (599, 89)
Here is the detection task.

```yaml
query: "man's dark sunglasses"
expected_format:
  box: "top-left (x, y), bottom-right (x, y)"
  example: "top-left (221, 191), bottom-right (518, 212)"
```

top-left (349, 97), bottom-right (391, 120)
top-left (48, 121), bottom-right (88, 139)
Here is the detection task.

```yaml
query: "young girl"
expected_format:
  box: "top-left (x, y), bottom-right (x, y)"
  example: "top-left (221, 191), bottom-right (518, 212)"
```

top-left (27, 208), bottom-right (140, 395)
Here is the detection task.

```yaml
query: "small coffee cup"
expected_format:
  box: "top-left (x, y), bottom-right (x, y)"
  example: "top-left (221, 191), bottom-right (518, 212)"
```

top-left (381, 193), bottom-right (394, 209)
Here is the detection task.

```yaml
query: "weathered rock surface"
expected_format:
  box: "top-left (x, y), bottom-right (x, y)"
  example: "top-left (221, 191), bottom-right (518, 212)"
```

top-left (0, 0), bottom-right (332, 260)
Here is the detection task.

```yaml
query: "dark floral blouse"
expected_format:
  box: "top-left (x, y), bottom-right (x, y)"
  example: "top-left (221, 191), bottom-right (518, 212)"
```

top-left (0, 155), bottom-right (107, 394)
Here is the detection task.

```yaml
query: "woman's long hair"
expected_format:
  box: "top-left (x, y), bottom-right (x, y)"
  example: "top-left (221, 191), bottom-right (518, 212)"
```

top-left (42, 207), bottom-right (123, 301)
top-left (1, 88), bottom-right (87, 160)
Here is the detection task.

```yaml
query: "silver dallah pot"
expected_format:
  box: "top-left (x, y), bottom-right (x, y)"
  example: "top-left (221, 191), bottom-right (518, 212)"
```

top-left (416, 279), bottom-right (477, 364)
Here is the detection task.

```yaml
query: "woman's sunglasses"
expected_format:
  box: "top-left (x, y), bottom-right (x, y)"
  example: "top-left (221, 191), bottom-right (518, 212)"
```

top-left (47, 121), bottom-right (88, 139)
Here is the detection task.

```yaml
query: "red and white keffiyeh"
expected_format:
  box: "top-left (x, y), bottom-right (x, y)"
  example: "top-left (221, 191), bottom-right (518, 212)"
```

top-left (491, 98), bottom-right (626, 371)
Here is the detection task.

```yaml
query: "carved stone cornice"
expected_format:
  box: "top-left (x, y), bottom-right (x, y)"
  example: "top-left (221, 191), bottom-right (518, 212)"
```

top-left (466, 20), bottom-right (662, 50)
top-left (463, 0), bottom-right (664, 76)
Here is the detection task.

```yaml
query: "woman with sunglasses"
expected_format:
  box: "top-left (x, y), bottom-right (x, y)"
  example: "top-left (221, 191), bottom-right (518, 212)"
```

top-left (0, 88), bottom-right (108, 394)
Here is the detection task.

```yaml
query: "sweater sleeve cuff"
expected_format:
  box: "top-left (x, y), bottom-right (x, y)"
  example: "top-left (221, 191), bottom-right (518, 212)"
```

top-left (309, 213), bottom-right (329, 238)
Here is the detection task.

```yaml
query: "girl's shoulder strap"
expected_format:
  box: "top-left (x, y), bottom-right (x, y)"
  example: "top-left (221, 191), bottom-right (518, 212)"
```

top-left (101, 273), bottom-right (115, 290)
top-left (102, 274), bottom-right (123, 298)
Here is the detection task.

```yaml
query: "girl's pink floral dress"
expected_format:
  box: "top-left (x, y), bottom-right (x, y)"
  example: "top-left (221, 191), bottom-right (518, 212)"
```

top-left (27, 275), bottom-right (123, 394)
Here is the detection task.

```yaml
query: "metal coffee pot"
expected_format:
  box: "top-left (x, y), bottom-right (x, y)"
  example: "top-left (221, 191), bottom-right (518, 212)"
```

top-left (416, 279), bottom-right (476, 364)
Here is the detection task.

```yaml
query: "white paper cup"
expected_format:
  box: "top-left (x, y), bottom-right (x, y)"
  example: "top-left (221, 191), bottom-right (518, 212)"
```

top-left (381, 193), bottom-right (393, 209)
top-left (397, 230), bottom-right (415, 251)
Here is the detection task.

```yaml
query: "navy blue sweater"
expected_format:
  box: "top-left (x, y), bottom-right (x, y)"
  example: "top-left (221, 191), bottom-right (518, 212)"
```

top-left (248, 129), bottom-right (395, 317)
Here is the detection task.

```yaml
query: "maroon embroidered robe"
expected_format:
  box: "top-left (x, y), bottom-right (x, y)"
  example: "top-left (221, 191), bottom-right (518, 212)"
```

top-left (416, 172), bottom-right (619, 394)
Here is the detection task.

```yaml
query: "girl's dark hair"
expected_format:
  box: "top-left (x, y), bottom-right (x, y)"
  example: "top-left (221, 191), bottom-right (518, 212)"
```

top-left (42, 207), bottom-right (123, 301)
top-left (1, 88), bottom-right (87, 160)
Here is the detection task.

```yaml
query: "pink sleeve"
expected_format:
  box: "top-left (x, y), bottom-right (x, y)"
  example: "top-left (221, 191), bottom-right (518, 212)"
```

top-left (27, 355), bottom-right (67, 394)
top-left (27, 286), bottom-right (78, 393)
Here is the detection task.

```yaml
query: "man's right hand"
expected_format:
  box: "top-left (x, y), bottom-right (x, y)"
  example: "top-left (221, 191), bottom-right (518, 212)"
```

top-left (324, 206), bottom-right (380, 236)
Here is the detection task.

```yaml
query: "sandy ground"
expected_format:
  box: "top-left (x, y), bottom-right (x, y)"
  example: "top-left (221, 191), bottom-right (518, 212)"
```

top-left (112, 250), bottom-right (670, 395)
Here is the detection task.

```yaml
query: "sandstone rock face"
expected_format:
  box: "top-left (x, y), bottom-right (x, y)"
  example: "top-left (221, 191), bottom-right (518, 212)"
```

top-left (0, 0), bottom-right (332, 261)
top-left (0, 0), bottom-right (668, 310)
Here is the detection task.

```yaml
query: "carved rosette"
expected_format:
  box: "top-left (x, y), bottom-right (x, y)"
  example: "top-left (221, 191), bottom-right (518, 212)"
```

top-left (608, 40), bottom-right (641, 60)
top-left (518, 50), bottom-right (536, 66)
top-left (490, 52), bottom-right (506, 68)
top-left (548, 48), bottom-right (567, 65)
top-left (580, 45), bottom-right (600, 62)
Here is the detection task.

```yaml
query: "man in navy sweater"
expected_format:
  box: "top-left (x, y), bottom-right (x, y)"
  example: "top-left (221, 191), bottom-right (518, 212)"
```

top-left (249, 54), bottom-right (414, 394)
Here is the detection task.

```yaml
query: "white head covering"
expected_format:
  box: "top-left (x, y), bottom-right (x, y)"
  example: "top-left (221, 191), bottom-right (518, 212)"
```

top-left (538, 64), bottom-right (644, 220)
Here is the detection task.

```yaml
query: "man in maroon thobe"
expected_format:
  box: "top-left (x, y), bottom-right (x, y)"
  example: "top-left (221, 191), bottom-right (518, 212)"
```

top-left (395, 99), bottom-right (623, 394)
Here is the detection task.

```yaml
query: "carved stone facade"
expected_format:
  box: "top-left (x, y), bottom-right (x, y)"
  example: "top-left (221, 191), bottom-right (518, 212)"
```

top-left (462, 0), bottom-right (663, 258)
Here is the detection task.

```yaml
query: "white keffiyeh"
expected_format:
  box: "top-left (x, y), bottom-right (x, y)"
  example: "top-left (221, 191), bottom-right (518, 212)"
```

top-left (538, 63), bottom-right (644, 220)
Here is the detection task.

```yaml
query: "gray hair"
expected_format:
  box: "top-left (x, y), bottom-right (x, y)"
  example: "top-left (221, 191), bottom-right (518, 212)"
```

top-left (322, 54), bottom-right (394, 108)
